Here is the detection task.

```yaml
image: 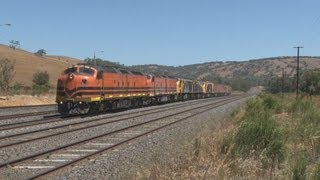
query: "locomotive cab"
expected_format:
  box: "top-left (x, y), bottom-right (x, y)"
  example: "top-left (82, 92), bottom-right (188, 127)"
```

top-left (56, 65), bottom-right (100, 114)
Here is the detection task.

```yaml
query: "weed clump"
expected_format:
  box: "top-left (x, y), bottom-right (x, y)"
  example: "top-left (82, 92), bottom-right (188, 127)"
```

top-left (259, 93), bottom-right (280, 111)
top-left (231, 96), bottom-right (286, 166)
top-left (292, 152), bottom-right (308, 180)
top-left (289, 96), bottom-right (314, 115)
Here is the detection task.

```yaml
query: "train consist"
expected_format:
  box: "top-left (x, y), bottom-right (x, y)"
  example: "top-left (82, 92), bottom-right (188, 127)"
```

top-left (56, 64), bottom-right (231, 114)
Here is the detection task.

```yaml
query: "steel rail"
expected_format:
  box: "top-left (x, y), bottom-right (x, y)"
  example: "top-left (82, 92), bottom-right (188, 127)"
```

top-left (0, 110), bottom-right (57, 121)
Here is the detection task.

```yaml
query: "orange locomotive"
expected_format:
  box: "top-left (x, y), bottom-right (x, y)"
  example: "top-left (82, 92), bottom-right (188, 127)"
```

top-left (56, 64), bottom-right (177, 114)
top-left (56, 64), bottom-right (231, 114)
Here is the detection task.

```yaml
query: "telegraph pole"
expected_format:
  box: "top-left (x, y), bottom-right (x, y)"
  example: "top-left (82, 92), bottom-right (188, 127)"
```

top-left (281, 68), bottom-right (285, 96)
top-left (293, 46), bottom-right (303, 99)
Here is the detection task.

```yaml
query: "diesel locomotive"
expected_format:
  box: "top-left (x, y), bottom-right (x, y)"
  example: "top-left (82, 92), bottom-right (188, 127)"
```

top-left (56, 64), bottom-right (231, 114)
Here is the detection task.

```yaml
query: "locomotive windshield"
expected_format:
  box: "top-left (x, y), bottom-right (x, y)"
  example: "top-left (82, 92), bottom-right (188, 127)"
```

top-left (64, 67), bottom-right (77, 74)
top-left (79, 67), bottom-right (95, 76)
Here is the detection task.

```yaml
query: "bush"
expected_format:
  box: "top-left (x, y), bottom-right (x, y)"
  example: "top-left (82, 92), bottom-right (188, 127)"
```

top-left (260, 93), bottom-right (280, 111)
top-left (33, 71), bottom-right (49, 86)
top-left (11, 82), bottom-right (24, 95)
top-left (32, 71), bottom-right (50, 95)
top-left (232, 96), bottom-right (286, 166)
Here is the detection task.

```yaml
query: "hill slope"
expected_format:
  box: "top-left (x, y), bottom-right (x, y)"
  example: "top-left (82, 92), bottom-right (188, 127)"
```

top-left (131, 56), bottom-right (320, 80)
top-left (1, 43), bottom-right (319, 92)
top-left (0, 44), bottom-right (82, 87)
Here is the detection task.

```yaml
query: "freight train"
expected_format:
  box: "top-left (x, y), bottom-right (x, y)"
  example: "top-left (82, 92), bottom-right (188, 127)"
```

top-left (56, 64), bottom-right (231, 115)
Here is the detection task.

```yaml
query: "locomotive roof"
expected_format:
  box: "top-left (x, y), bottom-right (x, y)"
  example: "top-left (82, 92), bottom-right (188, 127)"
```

top-left (75, 63), bottom-right (180, 79)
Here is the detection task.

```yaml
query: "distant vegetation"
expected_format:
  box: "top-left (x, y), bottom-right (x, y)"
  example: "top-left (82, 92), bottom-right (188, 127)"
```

top-left (268, 68), bottom-right (320, 95)
top-left (84, 58), bottom-right (125, 68)
top-left (9, 40), bottom-right (20, 50)
top-left (34, 49), bottom-right (47, 56)
top-left (131, 56), bottom-right (320, 92)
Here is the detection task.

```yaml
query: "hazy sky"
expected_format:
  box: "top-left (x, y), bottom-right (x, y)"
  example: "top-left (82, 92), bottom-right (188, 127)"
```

top-left (1, 0), bottom-right (320, 66)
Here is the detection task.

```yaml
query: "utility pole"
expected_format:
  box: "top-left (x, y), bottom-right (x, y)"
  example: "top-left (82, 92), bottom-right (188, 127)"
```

top-left (281, 68), bottom-right (285, 96)
top-left (93, 50), bottom-right (104, 66)
top-left (293, 46), bottom-right (303, 99)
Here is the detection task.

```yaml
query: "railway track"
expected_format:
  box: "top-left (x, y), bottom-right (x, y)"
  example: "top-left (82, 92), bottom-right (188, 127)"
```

top-left (0, 104), bottom-right (57, 125)
top-left (0, 95), bottom-right (232, 132)
top-left (0, 95), bottom-right (245, 179)
top-left (0, 95), bottom-right (235, 130)
top-left (0, 104), bottom-right (56, 110)
top-left (0, 96), bottom-right (234, 148)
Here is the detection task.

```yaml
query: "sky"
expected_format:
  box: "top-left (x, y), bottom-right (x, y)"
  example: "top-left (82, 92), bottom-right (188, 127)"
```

top-left (0, 0), bottom-right (320, 66)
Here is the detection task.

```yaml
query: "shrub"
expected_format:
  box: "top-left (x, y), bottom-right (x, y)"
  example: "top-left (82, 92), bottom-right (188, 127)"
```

top-left (232, 96), bottom-right (286, 166)
top-left (11, 82), bottom-right (24, 95)
top-left (33, 71), bottom-right (49, 86)
top-left (32, 71), bottom-right (50, 95)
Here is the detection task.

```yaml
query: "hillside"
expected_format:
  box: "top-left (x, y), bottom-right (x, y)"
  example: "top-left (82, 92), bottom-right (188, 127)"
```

top-left (0, 44), bottom-right (82, 87)
top-left (1, 43), bottom-right (320, 91)
top-left (131, 56), bottom-right (320, 80)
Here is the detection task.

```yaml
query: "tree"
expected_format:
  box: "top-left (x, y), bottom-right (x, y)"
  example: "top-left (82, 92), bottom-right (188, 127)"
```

top-left (9, 40), bottom-right (20, 50)
top-left (0, 59), bottom-right (15, 93)
top-left (301, 69), bottom-right (320, 95)
top-left (35, 49), bottom-right (47, 56)
top-left (84, 58), bottom-right (125, 68)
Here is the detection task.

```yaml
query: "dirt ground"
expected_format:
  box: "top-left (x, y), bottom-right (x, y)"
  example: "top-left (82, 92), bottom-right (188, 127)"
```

top-left (0, 94), bottom-right (56, 107)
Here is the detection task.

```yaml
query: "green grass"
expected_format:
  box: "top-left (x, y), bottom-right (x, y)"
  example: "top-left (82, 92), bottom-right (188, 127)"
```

top-left (231, 95), bottom-right (286, 167)
top-left (292, 152), bottom-right (308, 180)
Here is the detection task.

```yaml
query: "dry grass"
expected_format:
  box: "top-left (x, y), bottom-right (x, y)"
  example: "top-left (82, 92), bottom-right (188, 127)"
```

top-left (0, 94), bottom-right (55, 106)
top-left (133, 107), bottom-right (271, 179)
top-left (0, 44), bottom-right (82, 87)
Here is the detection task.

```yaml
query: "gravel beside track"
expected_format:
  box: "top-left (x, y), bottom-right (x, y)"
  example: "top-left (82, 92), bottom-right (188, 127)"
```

top-left (0, 104), bottom-right (57, 117)
top-left (0, 95), bottom-right (249, 179)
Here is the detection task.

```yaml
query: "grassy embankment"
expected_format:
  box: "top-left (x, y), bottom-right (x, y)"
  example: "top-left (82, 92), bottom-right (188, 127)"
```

top-left (135, 94), bottom-right (320, 179)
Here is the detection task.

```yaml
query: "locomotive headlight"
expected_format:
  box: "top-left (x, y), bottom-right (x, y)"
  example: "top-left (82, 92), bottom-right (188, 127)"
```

top-left (68, 74), bottom-right (74, 80)
top-left (60, 101), bottom-right (63, 104)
